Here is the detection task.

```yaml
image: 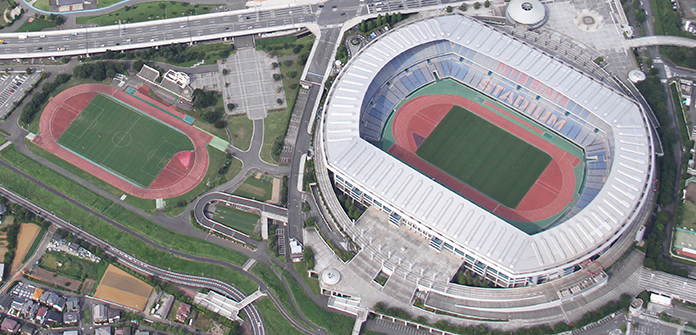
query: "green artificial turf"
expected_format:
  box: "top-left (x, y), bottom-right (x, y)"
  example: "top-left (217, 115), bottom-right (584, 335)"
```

top-left (212, 205), bottom-right (260, 235)
top-left (57, 93), bottom-right (193, 187)
top-left (416, 105), bottom-right (551, 208)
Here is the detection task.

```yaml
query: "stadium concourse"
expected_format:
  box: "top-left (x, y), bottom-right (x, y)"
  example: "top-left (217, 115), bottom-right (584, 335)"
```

top-left (317, 11), bottom-right (655, 311)
top-left (34, 84), bottom-right (211, 199)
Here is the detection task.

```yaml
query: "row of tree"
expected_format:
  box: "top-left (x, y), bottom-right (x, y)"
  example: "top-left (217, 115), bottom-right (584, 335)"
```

top-left (73, 61), bottom-right (129, 82)
top-left (20, 73), bottom-right (71, 126)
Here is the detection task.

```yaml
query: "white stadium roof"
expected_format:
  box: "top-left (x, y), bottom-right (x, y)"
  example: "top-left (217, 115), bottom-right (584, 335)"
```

top-left (322, 14), bottom-right (654, 276)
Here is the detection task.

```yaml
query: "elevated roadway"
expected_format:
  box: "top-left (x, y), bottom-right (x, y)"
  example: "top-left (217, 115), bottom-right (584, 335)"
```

top-left (194, 191), bottom-right (288, 242)
top-left (624, 35), bottom-right (696, 48)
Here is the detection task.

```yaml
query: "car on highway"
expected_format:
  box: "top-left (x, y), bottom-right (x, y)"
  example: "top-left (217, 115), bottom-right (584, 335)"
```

top-left (341, 12), bottom-right (346, 15)
top-left (180, 24), bottom-right (186, 28)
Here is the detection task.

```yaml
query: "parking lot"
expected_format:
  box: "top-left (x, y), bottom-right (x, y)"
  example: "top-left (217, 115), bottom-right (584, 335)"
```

top-left (219, 48), bottom-right (286, 120)
top-left (0, 72), bottom-right (41, 119)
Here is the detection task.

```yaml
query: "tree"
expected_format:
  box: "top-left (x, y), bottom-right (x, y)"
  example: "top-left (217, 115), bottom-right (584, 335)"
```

top-left (192, 89), bottom-right (218, 109)
top-left (460, 3), bottom-right (468, 10)
top-left (396, 12), bottom-right (402, 22)
top-left (474, 1), bottom-right (481, 9)
top-left (303, 246), bottom-right (315, 269)
top-left (227, 103), bottom-right (235, 110)
top-left (484, 0), bottom-right (490, 7)
top-left (25, 68), bottom-right (32, 75)
top-left (54, 15), bottom-right (64, 26)
top-left (214, 119), bottom-right (227, 128)
top-left (272, 73), bottom-right (281, 81)
top-left (133, 60), bottom-right (144, 71)
top-left (276, 98), bottom-right (283, 105)
top-left (445, 5), bottom-right (453, 12)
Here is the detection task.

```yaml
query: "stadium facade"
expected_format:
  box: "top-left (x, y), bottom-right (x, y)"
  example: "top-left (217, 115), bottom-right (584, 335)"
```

top-left (320, 14), bottom-right (656, 288)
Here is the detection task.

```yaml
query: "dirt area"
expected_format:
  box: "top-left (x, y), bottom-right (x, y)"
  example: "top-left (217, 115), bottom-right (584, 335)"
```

top-left (686, 183), bottom-right (696, 204)
top-left (11, 223), bottom-right (41, 274)
top-left (94, 264), bottom-right (153, 311)
top-left (81, 278), bottom-right (96, 295)
top-left (25, 267), bottom-right (82, 292)
top-left (177, 285), bottom-right (199, 300)
top-left (209, 322), bottom-right (229, 335)
top-left (270, 177), bottom-right (280, 204)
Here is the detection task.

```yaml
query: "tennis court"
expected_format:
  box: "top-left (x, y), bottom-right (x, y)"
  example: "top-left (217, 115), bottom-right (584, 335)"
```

top-left (57, 93), bottom-right (194, 188)
top-left (416, 105), bottom-right (552, 208)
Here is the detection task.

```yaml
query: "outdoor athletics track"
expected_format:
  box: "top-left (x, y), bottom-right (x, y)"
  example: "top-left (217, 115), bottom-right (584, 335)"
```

top-left (390, 94), bottom-right (580, 223)
top-left (34, 84), bottom-right (212, 199)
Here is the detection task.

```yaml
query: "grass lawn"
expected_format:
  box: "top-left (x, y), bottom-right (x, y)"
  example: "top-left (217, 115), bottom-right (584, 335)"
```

top-left (281, 271), bottom-right (354, 335)
top-left (227, 114), bottom-right (253, 151)
top-left (97, 0), bottom-right (123, 8)
top-left (16, 18), bottom-right (56, 32)
top-left (416, 105), bottom-right (552, 208)
top-left (77, 1), bottom-right (221, 26)
top-left (0, 145), bottom-right (250, 267)
top-left (233, 174), bottom-right (273, 201)
top-left (39, 250), bottom-right (109, 281)
top-left (250, 263), bottom-right (311, 330)
top-left (261, 109), bottom-right (290, 164)
top-left (294, 262), bottom-right (320, 296)
top-left (58, 93), bottom-right (194, 187)
top-left (255, 297), bottom-right (306, 335)
top-left (682, 200), bottom-right (696, 231)
top-left (212, 205), bottom-right (260, 235)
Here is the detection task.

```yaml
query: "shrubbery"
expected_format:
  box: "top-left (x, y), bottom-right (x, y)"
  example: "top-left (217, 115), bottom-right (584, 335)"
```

top-left (20, 73), bottom-right (71, 126)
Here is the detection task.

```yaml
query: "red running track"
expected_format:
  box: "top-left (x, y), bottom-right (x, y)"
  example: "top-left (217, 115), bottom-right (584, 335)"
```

top-left (34, 83), bottom-right (212, 199)
top-left (390, 94), bottom-right (580, 223)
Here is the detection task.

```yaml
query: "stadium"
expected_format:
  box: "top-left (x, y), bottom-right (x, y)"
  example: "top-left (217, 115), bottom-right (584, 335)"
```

top-left (320, 14), bottom-right (656, 288)
top-left (33, 84), bottom-right (211, 199)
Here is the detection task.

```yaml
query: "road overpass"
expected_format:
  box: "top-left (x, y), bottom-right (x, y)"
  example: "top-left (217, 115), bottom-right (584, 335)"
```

top-left (194, 191), bottom-right (288, 243)
top-left (624, 35), bottom-right (696, 48)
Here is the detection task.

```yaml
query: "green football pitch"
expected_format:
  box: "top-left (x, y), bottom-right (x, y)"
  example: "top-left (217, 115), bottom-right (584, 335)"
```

top-left (416, 105), bottom-right (552, 208)
top-left (57, 93), bottom-right (194, 188)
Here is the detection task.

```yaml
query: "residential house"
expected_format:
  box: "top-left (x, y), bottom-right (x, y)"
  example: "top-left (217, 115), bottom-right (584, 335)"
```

top-left (45, 311), bottom-right (62, 324)
top-left (65, 297), bottom-right (79, 312)
top-left (30, 289), bottom-right (43, 302)
top-left (10, 298), bottom-right (24, 312)
top-left (95, 326), bottom-right (112, 335)
top-left (0, 294), bottom-right (14, 312)
top-left (52, 233), bottom-right (63, 243)
top-left (107, 309), bottom-right (120, 324)
top-left (175, 303), bottom-right (191, 323)
top-left (133, 331), bottom-right (150, 335)
top-left (52, 297), bottom-right (66, 312)
top-left (38, 291), bottom-right (50, 305)
top-left (63, 311), bottom-right (79, 325)
top-left (35, 306), bottom-right (48, 323)
top-left (28, 303), bottom-right (39, 319)
top-left (45, 292), bottom-right (59, 307)
top-left (68, 242), bottom-right (79, 251)
top-left (20, 300), bottom-right (33, 317)
top-left (19, 324), bottom-right (35, 335)
top-left (93, 304), bottom-right (108, 324)
top-left (0, 318), bottom-right (20, 333)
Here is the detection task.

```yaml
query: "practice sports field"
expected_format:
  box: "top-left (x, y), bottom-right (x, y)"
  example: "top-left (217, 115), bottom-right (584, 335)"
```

top-left (57, 93), bottom-right (194, 188)
top-left (212, 204), bottom-right (260, 235)
top-left (416, 105), bottom-right (552, 208)
top-left (94, 264), bottom-right (153, 311)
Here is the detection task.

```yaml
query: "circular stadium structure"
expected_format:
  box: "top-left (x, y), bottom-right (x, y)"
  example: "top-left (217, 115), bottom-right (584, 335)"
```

top-left (320, 14), bottom-right (656, 288)
top-left (506, 0), bottom-right (548, 29)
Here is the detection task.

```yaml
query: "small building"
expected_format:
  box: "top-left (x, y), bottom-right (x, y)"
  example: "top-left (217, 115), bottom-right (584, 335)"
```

top-left (31, 289), bottom-right (43, 302)
top-left (10, 298), bottom-right (24, 312)
top-left (107, 309), bottom-right (120, 323)
top-left (93, 304), bottom-right (108, 324)
top-left (95, 326), bottom-right (112, 335)
top-left (0, 263), bottom-right (5, 282)
top-left (28, 303), bottom-right (39, 319)
top-left (20, 299), bottom-right (34, 316)
top-left (56, 0), bottom-right (84, 12)
top-left (63, 311), bottom-right (79, 325)
top-left (114, 328), bottom-right (131, 335)
top-left (66, 297), bottom-right (79, 312)
top-left (35, 306), bottom-right (48, 323)
top-left (0, 318), bottom-right (20, 333)
top-left (45, 311), bottom-right (62, 324)
top-left (175, 303), bottom-right (191, 323)
top-left (63, 331), bottom-right (79, 335)
top-left (0, 204), bottom-right (7, 221)
top-left (45, 292), bottom-right (59, 306)
top-left (0, 294), bottom-right (14, 312)
top-left (52, 233), bottom-right (63, 244)
top-left (53, 297), bottom-right (66, 312)
top-left (134, 331), bottom-right (150, 335)
top-left (39, 291), bottom-right (50, 305)
top-left (68, 242), bottom-right (79, 251)
top-left (19, 324), bottom-right (35, 335)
